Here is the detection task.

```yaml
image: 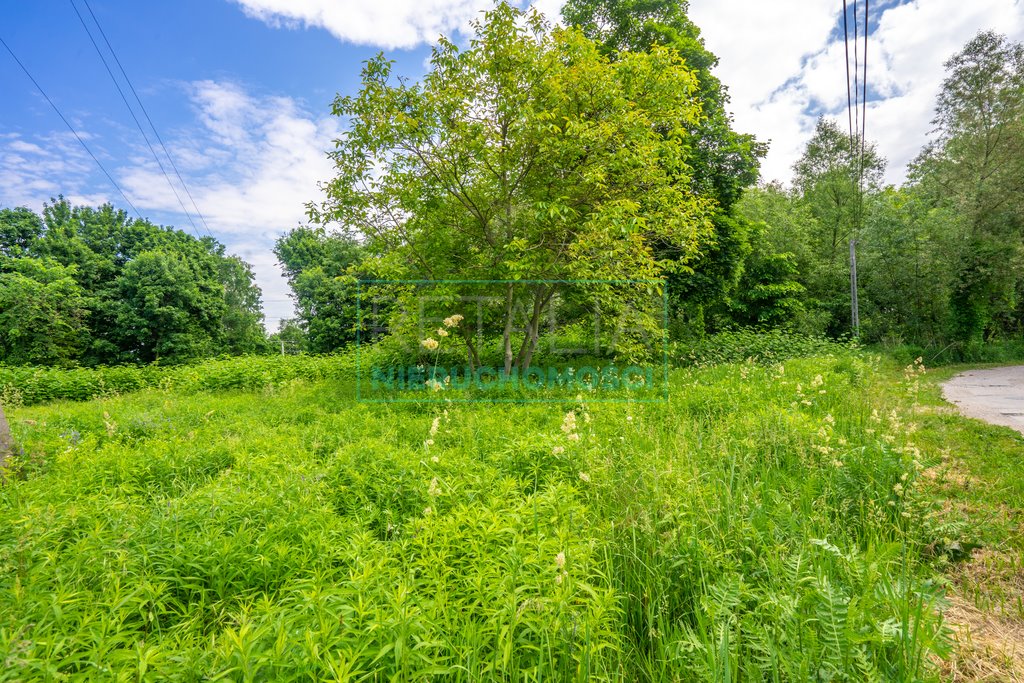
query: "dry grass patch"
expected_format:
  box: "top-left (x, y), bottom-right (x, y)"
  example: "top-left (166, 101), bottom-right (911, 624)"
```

top-left (942, 593), bottom-right (1024, 681)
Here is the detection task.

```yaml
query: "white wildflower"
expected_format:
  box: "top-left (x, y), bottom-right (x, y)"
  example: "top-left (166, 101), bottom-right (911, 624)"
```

top-left (561, 411), bottom-right (577, 435)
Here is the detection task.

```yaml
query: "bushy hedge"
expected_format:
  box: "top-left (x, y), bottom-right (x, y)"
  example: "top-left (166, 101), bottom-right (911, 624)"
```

top-left (674, 329), bottom-right (858, 367)
top-left (0, 354), bottom-right (358, 406)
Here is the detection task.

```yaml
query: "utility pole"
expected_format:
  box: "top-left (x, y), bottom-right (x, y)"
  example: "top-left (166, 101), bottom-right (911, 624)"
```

top-left (0, 401), bottom-right (13, 472)
top-left (849, 237), bottom-right (860, 336)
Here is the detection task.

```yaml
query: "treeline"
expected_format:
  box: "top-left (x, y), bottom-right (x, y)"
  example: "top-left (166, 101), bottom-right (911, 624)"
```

top-left (732, 32), bottom-right (1024, 351)
top-left (0, 198), bottom-right (267, 366)
top-left (6, 3), bottom-right (1020, 368)
top-left (273, 3), bottom-right (1023, 361)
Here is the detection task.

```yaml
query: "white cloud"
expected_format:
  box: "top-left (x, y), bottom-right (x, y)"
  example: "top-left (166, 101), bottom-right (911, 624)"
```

top-left (232, 0), bottom-right (500, 49)
top-left (0, 82), bottom-right (325, 328)
top-left (230, 0), bottom-right (563, 49)
top-left (0, 132), bottom-right (103, 208)
top-left (114, 80), bottom-right (338, 327)
top-left (690, 0), bottom-right (1024, 184)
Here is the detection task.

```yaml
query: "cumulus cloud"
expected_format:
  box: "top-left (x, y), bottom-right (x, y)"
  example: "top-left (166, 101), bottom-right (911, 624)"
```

top-left (690, 0), bottom-right (1024, 184)
top-left (231, 0), bottom-right (564, 49)
top-left (115, 80), bottom-right (339, 326)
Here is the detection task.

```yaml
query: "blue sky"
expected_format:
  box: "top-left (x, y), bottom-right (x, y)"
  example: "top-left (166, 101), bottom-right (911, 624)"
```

top-left (2, 0), bottom-right (1022, 326)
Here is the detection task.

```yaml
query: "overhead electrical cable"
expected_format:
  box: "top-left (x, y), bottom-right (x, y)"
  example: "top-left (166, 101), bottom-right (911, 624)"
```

top-left (0, 33), bottom-right (144, 220)
top-left (80, 0), bottom-right (215, 237)
top-left (69, 0), bottom-right (204, 237)
top-left (860, 0), bottom-right (869, 194)
top-left (842, 0), bottom-right (855, 150)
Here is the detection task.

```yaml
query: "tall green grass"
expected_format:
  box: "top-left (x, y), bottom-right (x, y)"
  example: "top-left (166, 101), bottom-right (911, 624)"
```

top-left (0, 354), bottom-right (357, 406)
top-left (0, 353), bottom-right (952, 680)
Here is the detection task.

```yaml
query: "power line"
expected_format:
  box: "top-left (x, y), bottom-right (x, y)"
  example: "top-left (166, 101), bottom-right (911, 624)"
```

top-left (80, 0), bottom-right (215, 237)
top-left (0, 33), bottom-right (144, 220)
top-left (860, 0), bottom-right (869, 193)
top-left (852, 0), bottom-right (860, 161)
top-left (69, 0), bottom-right (204, 238)
top-left (842, 0), bottom-right (855, 151)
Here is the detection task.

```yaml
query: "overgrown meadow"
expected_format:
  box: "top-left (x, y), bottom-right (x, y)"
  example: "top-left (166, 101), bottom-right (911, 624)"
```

top-left (0, 350), bottom-right (955, 681)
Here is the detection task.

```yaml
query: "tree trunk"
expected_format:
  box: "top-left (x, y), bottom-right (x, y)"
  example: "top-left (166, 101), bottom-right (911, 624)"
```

top-left (515, 286), bottom-right (555, 371)
top-left (461, 325), bottom-right (480, 372)
top-left (502, 284), bottom-right (515, 376)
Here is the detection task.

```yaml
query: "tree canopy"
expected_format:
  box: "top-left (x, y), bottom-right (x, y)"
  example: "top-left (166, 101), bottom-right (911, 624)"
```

top-left (0, 198), bottom-right (267, 366)
top-left (312, 3), bottom-right (715, 371)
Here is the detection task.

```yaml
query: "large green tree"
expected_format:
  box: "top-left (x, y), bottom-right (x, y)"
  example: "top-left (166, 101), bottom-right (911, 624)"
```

top-left (313, 3), bottom-right (713, 372)
top-left (912, 31), bottom-right (1024, 344)
top-left (563, 0), bottom-right (765, 332)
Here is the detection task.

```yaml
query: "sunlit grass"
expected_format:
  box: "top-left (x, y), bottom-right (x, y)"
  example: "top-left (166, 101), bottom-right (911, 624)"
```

top-left (0, 353), bottom-right (962, 680)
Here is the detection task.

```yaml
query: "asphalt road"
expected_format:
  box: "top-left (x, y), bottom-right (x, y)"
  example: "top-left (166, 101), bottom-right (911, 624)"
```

top-left (942, 365), bottom-right (1024, 435)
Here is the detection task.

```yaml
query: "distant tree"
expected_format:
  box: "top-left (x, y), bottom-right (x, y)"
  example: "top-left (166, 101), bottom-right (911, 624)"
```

top-left (313, 3), bottom-right (713, 372)
top-left (274, 227), bottom-right (363, 354)
top-left (792, 117), bottom-right (885, 336)
top-left (268, 319), bottom-right (308, 354)
top-left (217, 255), bottom-right (269, 355)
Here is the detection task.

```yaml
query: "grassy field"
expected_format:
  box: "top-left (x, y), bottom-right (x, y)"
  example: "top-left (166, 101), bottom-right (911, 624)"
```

top-left (1, 351), bottom-right (1022, 681)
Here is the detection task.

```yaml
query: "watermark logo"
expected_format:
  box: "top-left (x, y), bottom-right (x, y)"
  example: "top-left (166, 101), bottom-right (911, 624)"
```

top-left (355, 280), bottom-right (669, 403)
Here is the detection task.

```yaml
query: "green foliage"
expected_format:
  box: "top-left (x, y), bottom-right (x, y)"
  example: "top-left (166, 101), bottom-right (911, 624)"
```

top-left (274, 227), bottom-right (364, 354)
top-left (0, 257), bottom-right (90, 365)
top-left (0, 198), bottom-right (268, 366)
top-left (0, 354), bottom-right (954, 680)
top-left (674, 328), bottom-right (856, 367)
top-left (0, 354), bottom-right (355, 406)
top-left (911, 31), bottom-right (1024, 344)
top-left (314, 3), bottom-right (714, 373)
top-left (562, 0), bottom-right (766, 331)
